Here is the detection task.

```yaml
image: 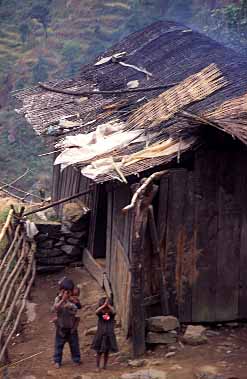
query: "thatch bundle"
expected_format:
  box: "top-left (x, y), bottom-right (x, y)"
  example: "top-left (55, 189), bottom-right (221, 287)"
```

top-left (128, 64), bottom-right (227, 130)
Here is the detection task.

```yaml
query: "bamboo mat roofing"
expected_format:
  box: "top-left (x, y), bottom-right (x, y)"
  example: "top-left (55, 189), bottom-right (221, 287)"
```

top-left (13, 20), bottom-right (247, 183)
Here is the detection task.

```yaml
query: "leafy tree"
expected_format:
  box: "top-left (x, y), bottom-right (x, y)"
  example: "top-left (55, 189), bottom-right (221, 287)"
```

top-left (19, 23), bottom-right (30, 44)
top-left (61, 40), bottom-right (82, 63)
top-left (32, 57), bottom-right (49, 83)
top-left (29, 5), bottom-right (50, 38)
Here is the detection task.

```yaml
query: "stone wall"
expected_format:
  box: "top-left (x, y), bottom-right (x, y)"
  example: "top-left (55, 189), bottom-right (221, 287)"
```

top-left (35, 212), bottom-right (89, 273)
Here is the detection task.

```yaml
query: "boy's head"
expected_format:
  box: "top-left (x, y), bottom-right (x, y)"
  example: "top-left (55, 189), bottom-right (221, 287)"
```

top-left (58, 277), bottom-right (74, 291)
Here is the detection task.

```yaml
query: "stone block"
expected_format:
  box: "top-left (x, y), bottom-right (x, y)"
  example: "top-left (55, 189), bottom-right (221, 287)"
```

top-left (182, 325), bottom-right (208, 346)
top-left (66, 237), bottom-right (81, 245)
top-left (35, 222), bottom-right (61, 234)
top-left (61, 245), bottom-right (82, 256)
top-left (146, 331), bottom-right (177, 344)
top-left (147, 316), bottom-right (180, 332)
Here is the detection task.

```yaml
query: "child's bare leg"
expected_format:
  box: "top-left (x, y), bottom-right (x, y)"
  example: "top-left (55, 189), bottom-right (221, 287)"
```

top-left (103, 351), bottom-right (109, 369)
top-left (96, 352), bottom-right (101, 369)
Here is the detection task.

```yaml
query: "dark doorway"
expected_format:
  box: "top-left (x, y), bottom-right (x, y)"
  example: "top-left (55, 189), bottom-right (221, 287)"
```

top-left (92, 185), bottom-right (107, 259)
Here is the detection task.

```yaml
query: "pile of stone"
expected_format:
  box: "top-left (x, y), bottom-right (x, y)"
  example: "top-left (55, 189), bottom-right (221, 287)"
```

top-left (146, 316), bottom-right (180, 345)
top-left (35, 204), bottom-right (90, 273)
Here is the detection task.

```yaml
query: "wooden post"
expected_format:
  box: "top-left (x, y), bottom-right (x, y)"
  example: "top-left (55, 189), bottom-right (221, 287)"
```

top-left (148, 205), bottom-right (169, 315)
top-left (130, 181), bottom-right (158, 357)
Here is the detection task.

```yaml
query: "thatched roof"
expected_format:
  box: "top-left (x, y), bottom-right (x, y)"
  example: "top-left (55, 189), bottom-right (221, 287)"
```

top-left (14, 20), bottom-right (247, 183)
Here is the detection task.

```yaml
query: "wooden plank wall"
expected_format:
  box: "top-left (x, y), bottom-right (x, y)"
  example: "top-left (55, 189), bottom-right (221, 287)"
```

top-left (51, 164), bottom-right (92, 217)
top-left (157, 148), bottom-right (247, 322)
top-left (107, 184), bottom-right (132, 336)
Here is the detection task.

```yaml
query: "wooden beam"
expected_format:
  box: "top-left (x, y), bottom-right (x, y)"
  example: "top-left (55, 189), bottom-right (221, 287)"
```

top-left (103, 273), bottom-right (112, 299)
top-left (122, 170), bottom-right (168, 213)
top-left (148, 205), bottom-right (169, 315)
top-left (148, 205), bottom-right (160, 254)
top-left (83, 248), bottom-right (103, 287)
top-left (23, 187), bottom-right (94, 217)
top-left (130, 181), bottom-right (158, 357)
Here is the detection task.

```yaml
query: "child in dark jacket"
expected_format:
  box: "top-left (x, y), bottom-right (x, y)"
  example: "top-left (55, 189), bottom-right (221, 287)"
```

top-left (52, 278), bottom-right (81, 368)
top-left (91, 297), bottom-right (118, 371)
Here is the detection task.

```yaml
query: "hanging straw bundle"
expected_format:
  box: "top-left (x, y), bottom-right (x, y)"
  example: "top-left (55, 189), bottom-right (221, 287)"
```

top-left (128, 63), bottom-right (227, 129)
top-left (203, 93), bottom-right (247, 143)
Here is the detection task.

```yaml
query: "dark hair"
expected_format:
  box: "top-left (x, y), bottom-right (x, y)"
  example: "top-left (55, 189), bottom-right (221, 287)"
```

top-left (59, 277), bottom-right (74, 291)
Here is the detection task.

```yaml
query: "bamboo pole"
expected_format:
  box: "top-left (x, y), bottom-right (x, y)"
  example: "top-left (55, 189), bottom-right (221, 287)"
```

top-left (0, 234), bottom-right (24, 289)
top-left (0, 260), bottom-right (26, 312)
top-left (0, 225), bottom-right (21, 268)
top-left (0, 169), bottom-right (29, 192)
top-left (0, 180), bottom-right (44, 202)
top-left (0, 210), bottom-right (14, 245)
top-left (0, 251), bottom-right (34, 343)
top-left (0, 351), bottom-right (43, 371)
top-left (38, 81), bottom-right (178, 96)
top-left (0, 241), bottom-right (26, 308)
top-left (0, 261), bottom-right (25, 313)
top-left (22, 187), bottom-right (94, 217)
top-left (0, 259), bottom-right (36, 363)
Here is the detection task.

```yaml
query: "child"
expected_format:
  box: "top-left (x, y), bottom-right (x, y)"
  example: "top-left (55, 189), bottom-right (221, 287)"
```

top-left (92, 297), bottom-right (118, 371)
top-left (51, 283), bottom-right (81, 331)
top-left (52, 278), bottom-right (82, 368)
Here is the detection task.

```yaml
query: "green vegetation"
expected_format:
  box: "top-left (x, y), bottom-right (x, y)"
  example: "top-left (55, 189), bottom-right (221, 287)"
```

top-left (0, 0), bottom-right (246, 194)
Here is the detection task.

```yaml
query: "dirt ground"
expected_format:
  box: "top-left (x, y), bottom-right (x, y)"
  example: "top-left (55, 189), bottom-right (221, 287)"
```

top-left (3, 267), bottom-right (247, 379)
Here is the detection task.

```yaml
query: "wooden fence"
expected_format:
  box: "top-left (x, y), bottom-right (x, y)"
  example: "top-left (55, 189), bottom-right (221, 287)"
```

top-left (0, 207), bottom-right (36, 364)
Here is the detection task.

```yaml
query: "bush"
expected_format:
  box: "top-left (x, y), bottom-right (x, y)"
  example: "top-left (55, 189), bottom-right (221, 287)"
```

top-left (61, 40), bottom-right (82, 63)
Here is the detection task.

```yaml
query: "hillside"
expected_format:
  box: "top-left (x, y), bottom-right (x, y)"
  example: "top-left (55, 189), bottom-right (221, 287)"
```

top-left (0, 0), bottom-right (246, 193)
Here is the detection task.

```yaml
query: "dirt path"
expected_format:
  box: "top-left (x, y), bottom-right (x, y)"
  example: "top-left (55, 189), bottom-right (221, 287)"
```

top-left (5, 267), bottom-right (247, 379)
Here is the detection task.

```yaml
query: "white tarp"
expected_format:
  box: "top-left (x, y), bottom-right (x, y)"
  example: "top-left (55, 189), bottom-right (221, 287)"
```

top-left (54, 120), bottom-right (144, 168)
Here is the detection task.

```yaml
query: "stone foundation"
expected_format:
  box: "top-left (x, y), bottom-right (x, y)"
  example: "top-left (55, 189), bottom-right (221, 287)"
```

top-left (35, 211), bottom-right (89, 273)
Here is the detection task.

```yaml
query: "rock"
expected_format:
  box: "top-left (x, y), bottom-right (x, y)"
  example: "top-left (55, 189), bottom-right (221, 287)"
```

top-left (73, 231), bottom-right (87, 238)
top-left (36, 248), bottom-right (63, 258)
top-left (147, 316), bottom-right (180, 332)
top-left (168, 345), bottom-right (177, 352)
top-left (178, 341), bottom-right (185, 349)
top-left (182, 325), bottom-right (208, 346)
top-left (37, 265), bottom-right (65, 274)
top-left (205, 330), bottom-right (220, 337)
top-left (146, 331), bottom-right (177, 344)
top-left (194, 365), bottom-right (223, 379)
top-left (62, 202), bottom-right (89, 223)
top-left (54, 238), bottom-right (65, 247)
top-left (35, 234), bottom-right (48, 242)
top-left (165, 352), bottom-right (175, 358)
top-left (25, 301), bottom-right (37, 323)
top-left (121, 369), bottom-right (167, 379)
top-left (117, 352), bottom-right (132, 362)
top-left (61, 245), bottom-right (82, 256)
top-left (66, 237), bottom-right (81, 245)
top-left (35, 222), bottom-right (61, 234)
top-left (69, 261), bottom-right (83, 268)
top-left (151, 360), bottom-right (163, 366)
top-left (37, 240), bottom-right (54, 249)
top-left (170, 364), bottom-right (183, 371)
top-left (128, 359), bottom-right (146, 368)
top-left (226, 322), bottom-right (239, 328)
top-left (85, 326), bottom-right (97, 336)
top-left (37, 255), bottom-right (74, 265)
